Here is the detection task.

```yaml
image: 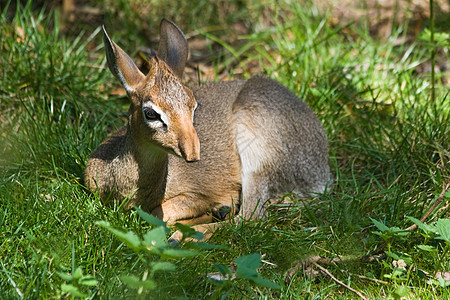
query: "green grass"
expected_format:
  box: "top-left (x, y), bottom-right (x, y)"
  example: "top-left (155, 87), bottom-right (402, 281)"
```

top-left (1, 0), bottom-right (449, 298)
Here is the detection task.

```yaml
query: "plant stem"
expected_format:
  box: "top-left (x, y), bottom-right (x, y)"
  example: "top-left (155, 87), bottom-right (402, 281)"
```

top-left (429, 0), bottom-right (436, 110)
top-left (313, 262), bottom-right (368, 300)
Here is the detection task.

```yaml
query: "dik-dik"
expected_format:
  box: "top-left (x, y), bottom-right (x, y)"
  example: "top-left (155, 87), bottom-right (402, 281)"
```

top-left (85, 19), bottom-right (332, 239)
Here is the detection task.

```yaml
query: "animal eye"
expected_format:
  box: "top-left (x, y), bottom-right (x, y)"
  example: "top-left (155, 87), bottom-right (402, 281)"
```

top-left (143, 107), bottom-right (160, 121)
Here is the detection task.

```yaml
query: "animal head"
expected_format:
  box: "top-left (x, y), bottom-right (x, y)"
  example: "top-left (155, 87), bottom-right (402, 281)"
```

top-left (102, 19), bottom-right (200, 162)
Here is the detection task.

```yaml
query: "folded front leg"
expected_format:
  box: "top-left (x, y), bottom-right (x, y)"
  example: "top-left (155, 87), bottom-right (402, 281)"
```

top-left (151, 194), bottom-right (213, 224)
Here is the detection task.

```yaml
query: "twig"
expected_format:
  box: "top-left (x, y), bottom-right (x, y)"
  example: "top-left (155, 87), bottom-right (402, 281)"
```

top-left (286, 182), bottom-right (450, 292)
top-left (285, 255), bottom-right (321, 281)
top-left (285, 255), bottom-right (351, 281)
top-left (355, 274), bottom-right (389, 285)
top-left (405, 182), bottom-right (450, 231)
top-left (312, 262), bottom-right (368, 300)
top-left (285, 253), bottom-right (384, 284)
top-left (436, 202), bottom-right (449, 216)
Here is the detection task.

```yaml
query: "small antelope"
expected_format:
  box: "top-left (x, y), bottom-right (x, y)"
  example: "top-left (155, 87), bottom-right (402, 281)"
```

top-left (85, 19), bottom-right (332, 239)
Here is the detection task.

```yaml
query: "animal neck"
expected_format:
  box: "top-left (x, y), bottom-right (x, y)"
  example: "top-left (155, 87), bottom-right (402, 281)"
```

top-left (133, 142), bottom-right (168, 179)
top-left (135, 145), bottom-right (168, 173)
top-left (128, 133), bottom-right (169, 208)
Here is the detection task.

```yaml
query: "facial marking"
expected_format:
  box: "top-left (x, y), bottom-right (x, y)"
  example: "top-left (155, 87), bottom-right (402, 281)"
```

top-left (138, 58), bottom-right (197, 131)
top-left (142, 103), bottom-right (169, 128)
top-left (192, 102), bottom-right (198, 122)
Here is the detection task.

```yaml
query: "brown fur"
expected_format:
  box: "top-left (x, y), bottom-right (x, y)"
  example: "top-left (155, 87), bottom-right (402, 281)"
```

top-left (85, 20), bottom-right (332, 239)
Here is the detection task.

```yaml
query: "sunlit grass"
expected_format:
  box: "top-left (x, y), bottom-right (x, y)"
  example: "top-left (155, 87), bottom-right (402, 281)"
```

top-left (1, 0), bottom-right (448, 298)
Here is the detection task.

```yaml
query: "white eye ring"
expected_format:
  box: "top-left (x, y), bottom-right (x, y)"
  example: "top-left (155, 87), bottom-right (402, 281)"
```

top-left (142, 104), bottom-right (169, 128)
top-left (143, 107), bottom-right (160, 121)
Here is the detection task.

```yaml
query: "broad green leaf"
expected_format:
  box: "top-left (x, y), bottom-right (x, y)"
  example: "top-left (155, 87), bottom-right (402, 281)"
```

top-left (174, 223), bottom-right (196, 234)
top-left (373, 231), bottom-right (386, 238)
top-left (120, 275), bottom-right (140, 287)
top-left (61, 283), bottom-right (86, 298)
top-left (187, 242), bottom-right (228, 250)
top-left (138, 279), bottom-right (158, 290)
top-left (234, 254), bottom-right (281, 289)
top-left (162, 248), bottom-right (198, 258)
top-left (370, 218), bottom-right (390, 232)
top-left (403, 257), bottom-right (412, 264)
top-left (435, 219), bottom-right (450, 243)
top-left (417, 245), bottom-right (437, 252)
top-left (73, 267), bottom-right (83, 280)
top-left (394, 286), bottom-right (409, 298)
top-left (406, 216), bottom-right (435, 234)
top-left (80, 276), bottom-right (98, 286)
top-left (252, 275), bottom-right (282, 289)
top-left (236, 265), bottom-right (258, 280)
top-left (419, 29), bottom-right (450, 46)
top-left (57, 271), bottom-right (74, 281)
top-left (438, 275), bottom-right (446, 287)
top-left (385, 251), bottom-right (400, 260)
top-left (434, 32), bottom-right (450, 45)
top-left (150, 261), bottom-right (176, 273)
top-left (111, 229), bottom-right (141, 250)
top-left (136, 207), bottom-right (168, 229)
top-left (121, 275), bottom-right (157, 290)
top-left (174, 223), bottom-right (204, 240)
top-left (235, 254), bottom-right (261, 280)
top-left (386, 251), bottom-right (412, 264)
top-left (143, 226), bottom-right (168, 250)
top-left (96, 221), bottom-right (141, 250)
top-left (392, 227), bottom-right (410, 236)
top-left (235, 253), bottom-right (262, 271)
top-left (96, 221), bottom-right (111, 229)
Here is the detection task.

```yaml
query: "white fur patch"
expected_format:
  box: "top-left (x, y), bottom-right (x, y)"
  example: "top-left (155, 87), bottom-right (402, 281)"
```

top-left (142, 103), bottom-right (170, 128)
top-left (235, 123), bottom-right (266, 174)
top-left (116, 71), bottom-right (134, 93)
top-left (192, 102), bottom-right (198, 122)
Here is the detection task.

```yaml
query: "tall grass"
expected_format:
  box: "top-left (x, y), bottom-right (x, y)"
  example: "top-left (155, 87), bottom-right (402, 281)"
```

top-left (0, 2), bottom-right (133, 298)
top-left (0, 1), bottom-right (125, 179)
top-left (1, 0), bottom-right (448, 298)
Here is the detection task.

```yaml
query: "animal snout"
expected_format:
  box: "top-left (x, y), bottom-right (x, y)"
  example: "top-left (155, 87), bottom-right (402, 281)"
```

top-left (178, 124), bottom-right (200, 162)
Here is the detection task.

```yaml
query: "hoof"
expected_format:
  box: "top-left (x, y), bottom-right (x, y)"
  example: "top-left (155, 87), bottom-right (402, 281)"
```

top-left (212, 206), bottom-right (231, 220)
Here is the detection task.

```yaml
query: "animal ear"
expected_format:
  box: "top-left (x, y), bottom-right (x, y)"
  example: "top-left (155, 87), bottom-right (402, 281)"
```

top-left (158, 19), bottom-right (188, 79)
top-left (102, 26), bottom-right (145, 93)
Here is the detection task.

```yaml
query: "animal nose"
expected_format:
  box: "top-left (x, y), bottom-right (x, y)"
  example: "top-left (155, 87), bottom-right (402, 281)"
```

top-left (178, 121), bottom-right (200, 162)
